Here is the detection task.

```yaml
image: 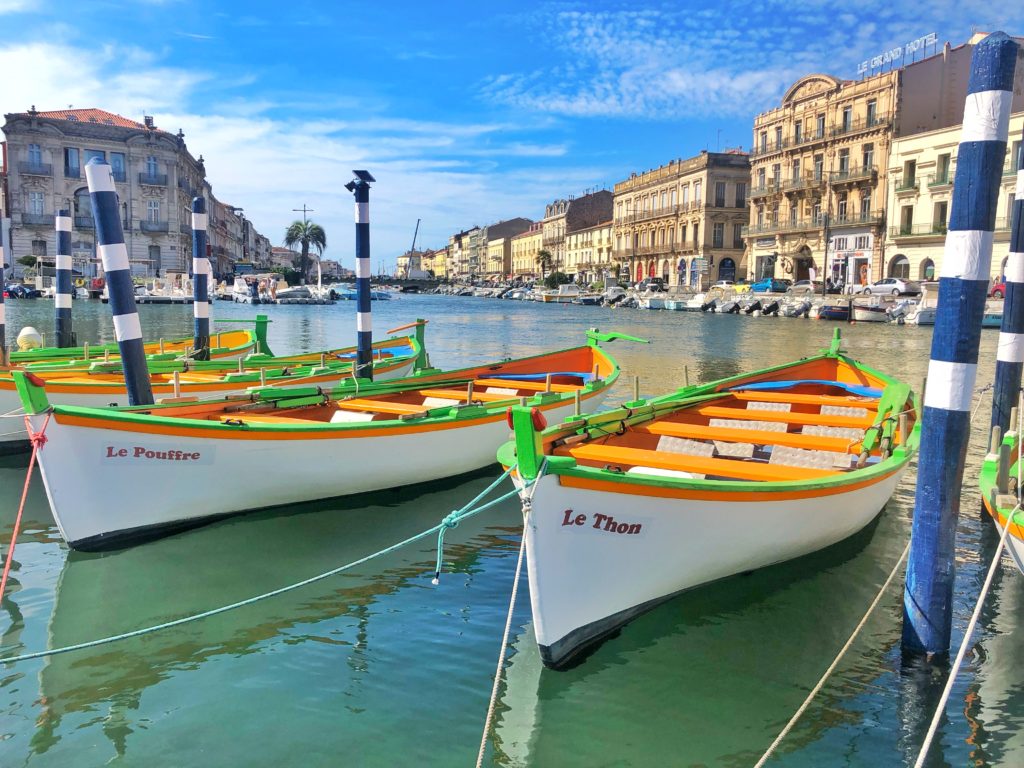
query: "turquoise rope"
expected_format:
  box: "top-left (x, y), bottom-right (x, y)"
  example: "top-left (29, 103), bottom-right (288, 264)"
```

top-left (0, 471), bottom-right (519, 666)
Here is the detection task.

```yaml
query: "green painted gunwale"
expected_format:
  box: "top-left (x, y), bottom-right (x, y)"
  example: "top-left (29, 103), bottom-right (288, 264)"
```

top-left (496, 340), bottom-right (921, 495)
top-left (979, 431), bottom-right (1019, 520)
top-left (15, 338), bottom-right (622, 436)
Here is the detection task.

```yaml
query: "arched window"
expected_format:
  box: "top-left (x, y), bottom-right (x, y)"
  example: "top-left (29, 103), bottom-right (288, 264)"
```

top-left (661, 260), bottom-right (671, 283)
top-left (919, 258), bottom-right (935, 281)
top-left (73, 187), bottom-right (92, 226)
top-left (719, 257), bottom-right (737, 282)
top-left (889, 254), bottom-right (910, 279)
top-left (689, 259), bottom-right (700, 287)
top-left (648, 260), bottom-right (657, 278)
top-left (635, 262), bottom-right (643, 283)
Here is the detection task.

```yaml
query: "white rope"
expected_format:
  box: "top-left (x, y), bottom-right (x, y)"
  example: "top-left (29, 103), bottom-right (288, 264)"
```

top-left (914, 394), bottom-right (1024, 768)
top-left (753, 539), bottom-right (910, 768)
top-left (475, 462), bottom-right (545, 768)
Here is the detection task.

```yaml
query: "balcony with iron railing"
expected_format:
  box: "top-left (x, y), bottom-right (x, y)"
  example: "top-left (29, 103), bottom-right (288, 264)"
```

top-left (74, 216), bottom-right (94, 229)
top-left (1005, 162), bottom-right (1019, 178)
top-left (19, 162), bottom-right (52, 176)
top-left (830, 210), bottom-right (885, 228)
top-left (830, 114), bottom-right (891, 138)
top-left (890, 223), bottom-right (947, 239)
top-left (749, 138), bottom-right (790, 159)
top-left (742, 216), bottom-right (825, 237)
top-left (139, 172), bottom-right (168, 186)
top-left (112, 169), bottom-right (127, 183)
top-left (64, 166), bottom-right (81, 179)
top-left (140, 220), bottom-right (169, 233)
top-left (180, 222), bottom-right (192, 235)
top-left (750, 182), bottom-right (780, 199)
top-left (781, 175), bottom-right (824, 192)
top-left (895, 178), bottom-right (919, 194)
top-left (928, 171), bottom-right (952, 188)
top-left (21, 212), bottom-right (50, 226)
top-left (830, 165), bottom-right (877, 184)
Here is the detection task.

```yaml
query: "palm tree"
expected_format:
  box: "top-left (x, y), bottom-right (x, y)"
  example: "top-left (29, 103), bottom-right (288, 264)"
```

top-left (536, 249), bottom-right (553, 279)
top-left (284, 220), bottom-right (327, 285)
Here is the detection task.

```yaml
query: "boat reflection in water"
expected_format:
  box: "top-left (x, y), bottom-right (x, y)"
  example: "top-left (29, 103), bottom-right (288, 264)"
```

top-left (17, 471), bottom-right (519, 761)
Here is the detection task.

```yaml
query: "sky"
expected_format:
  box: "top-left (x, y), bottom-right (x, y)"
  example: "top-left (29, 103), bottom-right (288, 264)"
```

top-left (2, 0), bottom-right (1021, 270)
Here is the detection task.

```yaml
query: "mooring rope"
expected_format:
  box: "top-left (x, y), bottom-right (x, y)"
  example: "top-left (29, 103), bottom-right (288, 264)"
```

top-left (475, 461), bottom-right (546, 768)
top-left (753, 538), bottom-right (911, 768)
top-left (0, 413), bottom-right (51, 601)
top-left (0, 471), bottom-right (522, 666)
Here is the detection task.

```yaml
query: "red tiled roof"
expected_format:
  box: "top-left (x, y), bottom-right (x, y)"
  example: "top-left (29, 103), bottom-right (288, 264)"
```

top-left (21, 108), bottom-right (154, 130)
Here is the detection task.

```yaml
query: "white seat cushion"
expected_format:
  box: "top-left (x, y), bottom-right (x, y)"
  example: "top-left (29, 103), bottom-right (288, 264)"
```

top-left (746, 401), bottom-right (792, 412)
top-left (820, 405), bottom-right (869, 417)
top-left (657, 435), bottom-right (715, 457)
top-left (768, 445), bottom-right (837, 469)
top-left (710, 418), bottom-right (788, 433)
top-left (627, 466), bottom-right (704, 480)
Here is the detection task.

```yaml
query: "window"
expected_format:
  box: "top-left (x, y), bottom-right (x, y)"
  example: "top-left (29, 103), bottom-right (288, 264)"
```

top-left (900, 205), bottom-right (914, 233)
top-left (772, 164), bottom-right (781, 186)
top-left (757, 168), bottom-right (766, 187)
top-left (936, 153), bottom-right (951, 183)
top-left (679, 224), bottom-right (687, 243)
top-left (681, 185), bottom-right (689, 207)
top-left (812, 199), bottom-right (822, 222)
top-left (660, 191), bottom-right (667, 209)
top-left (692, 223), bottom-right (699, 246)
top-left (669, 188), bottom-right (676, 206)
top-left (733, 223), bottom-right (744, 248)
top-left (111, 152), bottom-right (126, 181)
top-left (715, 182), bottom-right (726, 207)
top-left (862, 143), bottom-right (874, 169)
top-left (904, 159), bottom-right (916, 184)
top-left (816, 113), bottom-right (825, 138)
top-left (149, 245), bottom-right (161, 272)
top-left (837, 192), bottom-right (848, 219)
top-left (890, 255), bottom-right (910, 279)
top-left (64, 147), bottom-right (80, 177)
top-left (794, 122), bottom-right (803, 143)
top-left (713, 223), bottom-right (725, 248)
top-left (31, 240), bottom-right (47, 257)
top-left (855, 235), bottom-right (870, 249)
top-left (759, 131), bottom-right (767, 152)
top-left (693, 181), bottom-right (702, 205)
top-left (774, 126), bottom-right (783, 148)
top-left (146, 155), bottom-right (158, 175)
top-left (838, 148), bottom-right (850, 173)
top-left (28, 143), bottom-right (41, 164)
top-left (834, 237), bottom-right (849, 251)
top-left (842, 106), bottom-right (852, 132)
top-left (934, 201), bottom-right (949, 231)
top-left (147, 200), bottom-right (161, 222)
top-left (757, 206), bottom-right (764, 226)
top-left (867, 99), bottom-right (877, 126)
top-left (771, 203), bottom-right (779, 225)
top-left (860, 192), bottom-right (871, 216)
top-left (1010, 140), bottom-right (1022, 170)
top-left (790, 204), bottom-right (798, 225)
top-left (84, 149), bottom-right (105, 163)
top-left (734, 183), bottom-right (746, 207)
top-left (28, 191), bottom-right (44, 215)
top-left (791, 159), bottom-right (800, 182)
top-left (813, 155), bottom-right (824, 180)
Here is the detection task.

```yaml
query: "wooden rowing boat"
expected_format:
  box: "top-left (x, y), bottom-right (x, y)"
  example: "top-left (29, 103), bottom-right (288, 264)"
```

top-left (16, 331), bottom-right (629, 550)
top-left (498, 330), bottom-right (919, 668)
top-left (0, 331), bottom-right (424, 452)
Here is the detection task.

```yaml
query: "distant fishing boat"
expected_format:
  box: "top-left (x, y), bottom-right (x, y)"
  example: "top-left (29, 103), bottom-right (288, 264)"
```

top-left (500, 330), bottom-right (919, 668)
top-left (980, 431), bottom-right (1024, 574)
top-left (17, 331), bottom-right (632, 550)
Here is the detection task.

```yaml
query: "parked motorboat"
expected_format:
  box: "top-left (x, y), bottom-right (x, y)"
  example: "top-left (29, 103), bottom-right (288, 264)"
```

top-left (540, 284), bottom-right (583, 303)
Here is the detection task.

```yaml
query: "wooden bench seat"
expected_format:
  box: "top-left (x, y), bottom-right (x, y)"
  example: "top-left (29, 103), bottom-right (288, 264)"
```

top-left (729, 390), bottom-right (879, 409)
top-left (567, 443), bottom-right (837, 482)
top-left (335, 398), bottom-right (428, 415)
top-left (638, 420), bottom-right (863, 453)
top-left (473, 378), bottom-right (579, 393)
top-left (694, 405), bottom-right (875, 429)
top-left (418, 388), bottom-right (514, 402)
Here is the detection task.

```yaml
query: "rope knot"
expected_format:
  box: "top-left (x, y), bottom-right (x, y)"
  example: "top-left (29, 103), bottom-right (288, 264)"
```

top-left (441, 511), bottom-right (462, 529)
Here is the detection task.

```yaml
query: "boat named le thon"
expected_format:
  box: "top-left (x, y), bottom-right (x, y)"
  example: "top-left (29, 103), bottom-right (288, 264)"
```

top-left (499, 330), bottom-right (920, 668)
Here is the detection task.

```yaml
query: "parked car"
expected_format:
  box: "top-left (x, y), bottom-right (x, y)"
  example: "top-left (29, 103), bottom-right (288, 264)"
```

top-left (786, 280), bottom-right (823, 295)
top-left (712, 280), bottom-right (735, 288)
top-left (860, 277), bottom-right (921, 296)
top-left (751, 278), bottom-right (792, 293)
top-left (990, 281), bottom-right (1006, 298)
top-left (636, 277), bottom-right (667, 292)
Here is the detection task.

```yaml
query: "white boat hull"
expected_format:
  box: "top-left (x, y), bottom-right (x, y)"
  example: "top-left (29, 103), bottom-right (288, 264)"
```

top-left (851, 306), bottom-right (891, 323)
top-left (29, 393), bottom-right (603, 549)
top-left (522, 469), bottom-right (904, 667)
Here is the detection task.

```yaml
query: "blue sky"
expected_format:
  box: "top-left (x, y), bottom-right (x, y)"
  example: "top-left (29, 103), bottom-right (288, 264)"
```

top-left (2, 0), bottom-right (1020, 268)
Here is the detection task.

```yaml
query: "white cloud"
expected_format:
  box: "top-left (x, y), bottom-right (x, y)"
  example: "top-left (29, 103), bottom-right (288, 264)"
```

top-left (0, 0), bottom-right (35, 13)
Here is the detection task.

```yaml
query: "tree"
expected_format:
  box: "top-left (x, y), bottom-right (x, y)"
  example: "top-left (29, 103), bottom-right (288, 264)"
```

top-left (283, 220), bottom-right (327, 285)
top-left (536, 249), bottom-right (553, 279)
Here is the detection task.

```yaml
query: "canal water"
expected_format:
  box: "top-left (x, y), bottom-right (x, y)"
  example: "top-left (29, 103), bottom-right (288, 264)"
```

top-left (0, 295), bottom-right (1021, 767)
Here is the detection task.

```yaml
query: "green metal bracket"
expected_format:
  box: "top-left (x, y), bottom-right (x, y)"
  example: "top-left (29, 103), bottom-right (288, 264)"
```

top-left (13, 371), bottom-right (52, 415)
top-left (510, 405), bottom-right (544, 480)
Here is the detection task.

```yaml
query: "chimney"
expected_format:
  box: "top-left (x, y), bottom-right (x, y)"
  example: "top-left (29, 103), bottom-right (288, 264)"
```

top-left (144, 115), bottom-right (154, 129)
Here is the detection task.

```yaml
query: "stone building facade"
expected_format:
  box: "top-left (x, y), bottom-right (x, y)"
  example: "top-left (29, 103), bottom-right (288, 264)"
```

top-left (614, 151), bottom-right (750, 288)
top-left (541, 191), bottom-right (613, 274)
top-left (565, 221), bottom-right (613, 285)
top-left (1, 107), bottom-right (266, 279)
top-left (511, 222), bottom-right (544, 278)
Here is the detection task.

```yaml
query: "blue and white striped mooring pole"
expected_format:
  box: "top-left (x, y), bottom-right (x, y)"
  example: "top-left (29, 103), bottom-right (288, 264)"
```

top-left (191, 197), bottom-right (211, 360)
top-left (346, 170), bottom-right (376, 380)
top-left (85, 158), bottom-right (154, 406)
top-left (991, 129), bottom-right (1024, 434)
top-left (54, 209), bottom-right (74, 348)
top-left (902, 31), bottom-right (1019, 658)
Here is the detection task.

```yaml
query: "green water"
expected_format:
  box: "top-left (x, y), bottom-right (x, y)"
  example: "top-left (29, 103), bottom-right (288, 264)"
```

top-left (0, 296), bottom-right (1021, 767)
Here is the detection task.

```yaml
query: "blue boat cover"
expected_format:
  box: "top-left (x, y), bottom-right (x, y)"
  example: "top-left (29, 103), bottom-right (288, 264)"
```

top-left (487, 371), bottom-right (592, 382)
top-left (334, 344), bottom-right (414, 360)
top-left (730, 379), bottom-right (882, 398)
